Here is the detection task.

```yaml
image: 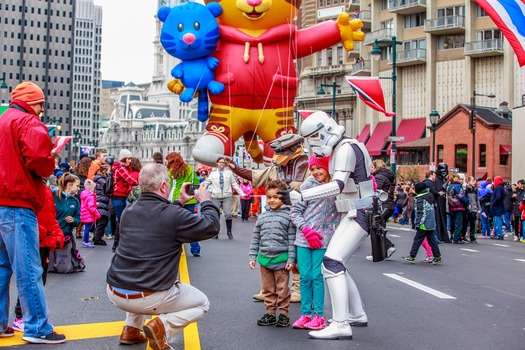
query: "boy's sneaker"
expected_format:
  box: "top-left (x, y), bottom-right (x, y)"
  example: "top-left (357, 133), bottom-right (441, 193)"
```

top-left (257, 313), bottom-right (277, 326)
top-left (386, 247), bottom-right (397, 258)
top-left (22, 332), bottom-right (66, 344)
top-left (421, 256), bottom-right (434, 263)
top-left (12, 318), bottom-right (24, 332)
top-left (431, 256), bottom-right (443, 265)
top-left (292, 315), bottom-right (312, 329)
top-left (401, 256), bottom-right (416, 264)
top-left (82, 242), bottom-right (94, 248)
top-left (276, 314), bottom-right (290, 327)
top-left (0, 326), bottom-right (14, 338)
top-left (304, 313), bottom-right (326, 330)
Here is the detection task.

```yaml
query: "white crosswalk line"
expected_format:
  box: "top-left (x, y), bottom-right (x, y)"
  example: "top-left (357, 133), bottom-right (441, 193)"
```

top-left (384, 273), bottom-right (456, 299)
top-left (389, 234), bottom-right (400, 238)
top-left (514, 259), bottom-right (525, 263)
top-left (493, 243), bottom-right (510, 247)
top-left (460, 248), bottom-right (479, 252)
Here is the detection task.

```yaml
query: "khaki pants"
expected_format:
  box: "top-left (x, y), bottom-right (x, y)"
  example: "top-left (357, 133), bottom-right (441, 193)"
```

top-left (260, 265), bottom-right (290, 316)
top-left (107, 282), bottom-right (209, 342)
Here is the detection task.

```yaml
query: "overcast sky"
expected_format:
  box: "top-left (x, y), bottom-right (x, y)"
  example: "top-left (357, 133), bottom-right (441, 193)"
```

top-left (94, 0), bottom-right (158, 84)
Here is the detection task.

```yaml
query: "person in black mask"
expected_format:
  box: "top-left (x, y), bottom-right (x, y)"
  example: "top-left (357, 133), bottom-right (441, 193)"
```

top-left (434, 163), bottom-right (451, 243)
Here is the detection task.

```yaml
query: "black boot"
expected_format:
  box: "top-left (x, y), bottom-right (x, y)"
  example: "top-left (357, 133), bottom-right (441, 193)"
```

top-left (226, 219), bottom-right (233, 239)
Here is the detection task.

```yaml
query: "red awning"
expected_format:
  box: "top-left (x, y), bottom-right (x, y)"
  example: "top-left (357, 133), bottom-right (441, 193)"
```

top-left (499, 144), bottom-right (511, 154)
top-left (387, 118), bottom-right (427, 154)
top-left (366, 121), bottom-right (392, 156)
top-left (356, 124), bottom-right (371, 144)
top-left (475, 171), bottom-right (488, 180)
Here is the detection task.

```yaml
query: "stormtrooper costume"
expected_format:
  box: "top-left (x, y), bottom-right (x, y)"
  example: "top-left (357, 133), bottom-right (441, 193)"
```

top-left (296, 111), bottom-right (374, 340)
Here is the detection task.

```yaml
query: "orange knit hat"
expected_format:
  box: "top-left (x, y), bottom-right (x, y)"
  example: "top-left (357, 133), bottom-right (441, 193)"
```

top-left (11, 82), bottom-right (45, 105)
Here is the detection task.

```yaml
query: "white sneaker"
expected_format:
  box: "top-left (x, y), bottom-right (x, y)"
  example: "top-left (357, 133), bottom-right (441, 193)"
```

top-left (513, 236), bottom-right (519, 242)
top-left (386, 247), bottom-right (396, 258)
top-left (365, 255), bottom-right (373, 261)
top-left (309, 321), bottom-right (352, 340)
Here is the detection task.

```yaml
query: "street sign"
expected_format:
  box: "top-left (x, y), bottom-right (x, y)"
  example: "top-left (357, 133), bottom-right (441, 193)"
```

top-left (385, 136), bottom-right (405, 142)
top-left (429, 162), bottom-right (436, 171)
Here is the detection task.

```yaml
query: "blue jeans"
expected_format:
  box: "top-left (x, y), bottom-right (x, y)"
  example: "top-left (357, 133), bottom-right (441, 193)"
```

top-left (297, 246), bottom-right (326, 316)
top-left (183, 204), bottom-right (201, 256)
top-left (503, 211), bottom-right (513, 232)
top-left (493, 215), bottom-right (503, 238)
top-left (111, 198), bottom-right (127, 249)
top-left (0, 207), bottom-right (54, 337)
top-left (481, 213), bottom-right (490, 236)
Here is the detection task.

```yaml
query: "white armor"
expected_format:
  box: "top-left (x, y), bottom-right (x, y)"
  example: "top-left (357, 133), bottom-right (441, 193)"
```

top-left (299, 112), bottom-right (373, 340)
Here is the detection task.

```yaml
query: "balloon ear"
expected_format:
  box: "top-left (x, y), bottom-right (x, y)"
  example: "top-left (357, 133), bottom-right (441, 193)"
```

top-left (157, 6), bottom-right (171, 22)
top-left (207, 2), bottom-right (223, 18)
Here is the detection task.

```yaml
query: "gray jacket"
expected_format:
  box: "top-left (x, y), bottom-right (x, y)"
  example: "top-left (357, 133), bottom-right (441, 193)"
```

top-left (249, 205), bottom-right (296, 265)
top-left (414, 191), bottom-right (436, 231)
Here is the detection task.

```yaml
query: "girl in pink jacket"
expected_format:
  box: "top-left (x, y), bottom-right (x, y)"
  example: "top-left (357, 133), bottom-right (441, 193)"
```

top-left (80, 179), bottom-right (101, 248)
top-left (239, 179), bottom-right (254, 223)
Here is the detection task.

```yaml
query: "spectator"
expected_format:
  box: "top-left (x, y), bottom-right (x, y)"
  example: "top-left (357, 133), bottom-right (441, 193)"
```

top-left (490, 176), bottom-right (505, 240)
top-left (239, 179), bottom-right (254, 222)
top-left (111, 149), bottom-right (139, 252)
top-left (503, 182), bottom-right (514, 235)
top-left (74, 156), bottom-right (92, 238)
top-left (152, 151), bottom-right (164, 164)
top-left (106, 164), bottom-right (220, 349)
top-left (87, 149), bottom-right (108, 180)
top-left (465, 176), bottom-right (480, 243)
top-left (512, 180), bottom-right (525, 241)
top-left (208, 157), bottom-right (245, 239)
top-left (79, 179), bottom-right (101, 248)
top-left (447, 173), bottom-right (469, 244)
top-left (166, 152), bottom-right (202, 256)
top-left (93, 164), bottom-right (112, 246)
top-left (394, 185), bottom-right (407, 223)
top-left (0, 82), bottom-right (66, 343)
top-left (478, 181), bottom-right (493, 238)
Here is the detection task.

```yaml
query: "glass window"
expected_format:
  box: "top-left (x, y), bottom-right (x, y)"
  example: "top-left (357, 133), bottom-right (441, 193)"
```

top-left (479, 144), bottom-right (486, 167)
top-left (500, 154), bottom-right (509, 166)
top-left (437, 145), bottom-right (444, 163)
top-left (455, 144), bottom-right (468, 173)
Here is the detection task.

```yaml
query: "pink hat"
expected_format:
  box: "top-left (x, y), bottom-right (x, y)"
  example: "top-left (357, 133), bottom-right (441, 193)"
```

top-left (308, 155), bottom-right (329, 172)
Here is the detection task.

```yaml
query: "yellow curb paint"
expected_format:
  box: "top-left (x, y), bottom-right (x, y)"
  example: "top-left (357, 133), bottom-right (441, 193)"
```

top-left (0, 245), bottom-right (199, 349)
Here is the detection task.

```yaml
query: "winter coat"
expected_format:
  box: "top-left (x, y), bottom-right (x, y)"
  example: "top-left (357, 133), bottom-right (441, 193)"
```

top-left (373, 168), bottom-right (395, 211)
top-left (447, 181), bottom-right (468, 212)
top-left (290, 175), bottom-right (340, 249)
top-left (490, 176), bottom-right (505, 217)
top-left (395, 189), bottom-right (407, 208)
top-left (519, 201), bottom-right (525, 220)
top-left (94, 174), bottom-right (111, 216)
top-left (38, 187), bottom-right (65, 251)
top-left (465, 184), bottom-right (480, 213)
top-left (239, 182), bottom-right (253, 200)
top-left (423, 177), bottom-right (440, 200)
top-left (53, 192), bottom-right (81, 236)
top-left (80, 190), bottom-right (101, 223)
top-left (503, 184), bottom-right (514, 211)
top-left (513, 188), bottom-right (525, 217)
top-left (112, 162), bottom-right (138, 198)
top-left (0, 100), bottom-right (55, 212)
top-left (249, 205), bottom-right (296, 265)
top-left (414, 191), bottom-right (436, 231)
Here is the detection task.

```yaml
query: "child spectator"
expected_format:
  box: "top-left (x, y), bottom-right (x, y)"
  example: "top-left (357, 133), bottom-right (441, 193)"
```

top-left (53, 173), bottom-right (81, 240)
top-left (249, 180), bottom-right (296, 327)
top-left (289, 156), bottom-right (339, 330)
top-left (402, 182), bottom-right (442, 265)
top-left (478, 181), bottom-right (493, 238)
top-left (93, 164), bottom-right (112, 246)
top-left (239, 179), bottom-right (253, 222)
top-left (490, 176), bottom-right (505, 240)
top-left (80, 179), bottom-right (101, 248)
top-left (465, 176), bottom-right (480, 243)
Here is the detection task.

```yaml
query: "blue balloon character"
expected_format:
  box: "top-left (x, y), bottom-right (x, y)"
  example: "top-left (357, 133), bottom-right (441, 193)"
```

top-left (158, 2), bottom-right (224, 122)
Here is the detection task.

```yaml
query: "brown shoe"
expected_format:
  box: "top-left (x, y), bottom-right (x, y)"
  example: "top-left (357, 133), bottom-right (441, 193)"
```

top-left (143, 317), bottom-right (169, 350)
top-left (119, 326), bottom-right (147, 345)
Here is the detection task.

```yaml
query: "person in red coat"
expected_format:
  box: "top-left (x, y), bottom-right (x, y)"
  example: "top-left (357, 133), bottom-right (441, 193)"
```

top-left (13, 185), bottom-right (65, 333)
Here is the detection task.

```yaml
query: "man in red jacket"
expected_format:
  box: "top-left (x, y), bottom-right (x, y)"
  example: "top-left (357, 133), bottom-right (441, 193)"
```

top-left (0, 82), bottom-right (66, 344)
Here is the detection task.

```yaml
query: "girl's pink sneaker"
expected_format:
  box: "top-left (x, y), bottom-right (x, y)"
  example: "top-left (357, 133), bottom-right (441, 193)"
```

top-left (292, 315), bottom-right (312, 329)
top-left (304, 313), bottom-right (326, 330)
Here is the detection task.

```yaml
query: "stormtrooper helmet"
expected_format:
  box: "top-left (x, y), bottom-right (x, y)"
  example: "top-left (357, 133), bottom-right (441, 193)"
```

top-left (300, 111), bottom-right (344, 157)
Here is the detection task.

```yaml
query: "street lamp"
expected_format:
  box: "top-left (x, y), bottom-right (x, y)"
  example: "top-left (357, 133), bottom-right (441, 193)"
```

top-left (371, 36), bottom-right (402, 179)
top-left (73, 129), bottom-right (82, 161)
top-left (317, 82), bottom-right (341, 119)
top-left (428, 110), bottom-right (440, 164)
top-left (470, 91), bottom-right (495, 176)
top-left (46, 117), bottom-right (62, 136)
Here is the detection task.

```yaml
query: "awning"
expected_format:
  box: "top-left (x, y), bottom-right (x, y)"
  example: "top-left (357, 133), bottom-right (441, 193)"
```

top-left (387, 118), bottom-right (427, 154)
top-left (366, 121), bottom-right (392, 156)
top-left (499, 144), bottom-right (512, 154)
top-left (475, 171), bottom-right (488, 181)
top-left (356, 124), bottom-right (370, 144)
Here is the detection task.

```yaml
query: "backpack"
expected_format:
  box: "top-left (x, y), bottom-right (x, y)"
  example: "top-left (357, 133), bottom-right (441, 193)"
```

top-left (103, 172), bottom-right (114, 196)
top-left (48, 236), bottom-right (85, 273)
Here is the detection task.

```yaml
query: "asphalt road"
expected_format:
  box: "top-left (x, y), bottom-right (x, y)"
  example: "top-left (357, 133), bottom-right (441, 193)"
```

top-left (4, 218), bottom-right (525, 350)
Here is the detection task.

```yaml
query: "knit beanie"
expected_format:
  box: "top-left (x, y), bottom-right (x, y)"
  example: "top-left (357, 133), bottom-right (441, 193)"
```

top-left (308, 155), bottom-right (329, 172)
top-left (415, 182), bottom-right (428, 194)
top-left (84, 179), bottom-right (96, 192)
top-left (119, 149), bottom-right (132, 160)
top-left (11, 82), bottom-right (45, 105)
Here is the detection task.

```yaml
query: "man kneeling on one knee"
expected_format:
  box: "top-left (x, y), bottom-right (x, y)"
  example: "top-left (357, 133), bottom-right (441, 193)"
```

top-left (106, 163), bottom-right (220, 350)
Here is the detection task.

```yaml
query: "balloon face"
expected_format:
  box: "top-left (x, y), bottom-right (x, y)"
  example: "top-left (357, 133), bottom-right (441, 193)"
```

top-left (207, 0), bottom-right (300, 31)
top-left (158, 2), bottom-right (222, 61)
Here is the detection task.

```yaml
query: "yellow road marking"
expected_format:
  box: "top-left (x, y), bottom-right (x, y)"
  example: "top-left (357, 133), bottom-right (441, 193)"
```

top-left (0, 245), bottom-right (200, 349)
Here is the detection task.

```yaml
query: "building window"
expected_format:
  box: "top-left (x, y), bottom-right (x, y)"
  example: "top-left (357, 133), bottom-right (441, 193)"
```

top-left (404, 12), bottom-right (426, 29)
top-left (438, 34), bottom-right (465, 50)
top-left (437, 145), bottom-right (444, 163)
top-left (479, 144), bottom-right (486, 167)
top-left (500, 154), bottom-right (509, 166)
top-left (476, 5), bottom-right (487, 17)
top-left (455, 144), bottom-right (468, 173)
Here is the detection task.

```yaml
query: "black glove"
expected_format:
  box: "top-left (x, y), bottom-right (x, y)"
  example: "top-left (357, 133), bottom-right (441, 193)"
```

top-left (277, 190), bottom-right (291, 206)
